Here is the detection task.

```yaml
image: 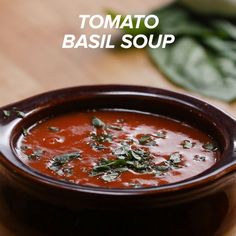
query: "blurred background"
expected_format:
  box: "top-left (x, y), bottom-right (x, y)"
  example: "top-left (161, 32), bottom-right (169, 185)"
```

top-left (0, 0), bottom-right (236, 116)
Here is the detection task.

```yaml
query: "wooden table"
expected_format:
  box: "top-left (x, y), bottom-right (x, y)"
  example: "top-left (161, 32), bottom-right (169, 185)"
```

top-left (0, 0), bottom-right (235, 235)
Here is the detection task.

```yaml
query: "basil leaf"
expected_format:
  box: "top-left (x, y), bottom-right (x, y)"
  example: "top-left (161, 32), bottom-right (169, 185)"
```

top-left (148, 4), bottom-right (236, 102)
top-left (153, 4), bottom-right (213, 37)
top-left (131, 150), bottom-right (142, 161)
top-left (108, 124), bottom-right (123, 131)
top-left (92, 117), bottom-right (105, 128)
top-left (22, 128), bottom-right (29, 136)
top-left (110, 3), bottom-right (236, 102)
top-left (211, 20), bottom-right (236, 40)
top-left (101, 172), bottom-right (119, 182)
top-left (91, 132), bottom-right (113, 143)
top-left (155, 131), bottom-right (167, 139)
top-left (202, 142), bottom-right (218, 151)
top-left (3, 110), bottom-right (11, 117)
top-left (181, 140), bottom-right (193, 149)
top-left (48, 152), bottom-right (81, 172)
top-left (16, 111), bottom-right (26, 118)
top-left (27, 149), bottom-right (44, 160)
top-left (169, 152), bottom-right (182, 164)
top-left (138, 135), bottom-right (155, 146)
top-left (193, 155), bottom-right (206, 162)
top-left (48, 126), bottom-right (60, 132)
top-left (148, 37), bottom-right (236, 101)
top-left (204, 37), bottom-right (236, 61)
top-left (155, 165), bottom-right (170, 172)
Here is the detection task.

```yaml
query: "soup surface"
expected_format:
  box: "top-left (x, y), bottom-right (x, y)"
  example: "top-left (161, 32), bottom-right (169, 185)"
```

top-left (16, 110), bottom-right (219, 188)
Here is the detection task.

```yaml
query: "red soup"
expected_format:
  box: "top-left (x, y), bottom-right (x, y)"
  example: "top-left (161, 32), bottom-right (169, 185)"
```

top-left (16, 110), bottom-right (219, 188)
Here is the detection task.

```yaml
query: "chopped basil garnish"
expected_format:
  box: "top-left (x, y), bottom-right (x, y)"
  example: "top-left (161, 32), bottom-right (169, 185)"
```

top-left (181, 140), bottom-right (194, 149)
top-left (16, 111), bottom-right (26, 118)
top-left (22, 128), bottom-right (29, 136)
top-left (18, 109), bottom-right (220, 187)
top-left (89, 116), bottom-right (126, 153)
top-left (56, 167), bottom-right (73, 177)
top-left (138, 135), bottom-right (156, 146)
top-left (90, 128), bottom-right (187, 182)
top-left (155, 131), bottom-right (167, 139)
top-left (107, 124), bottom-right (123, 131)
top-left (203, 142), bottom-right (218, 151)
top-left (89, 117), bottom-right (116, 152)
top-left (90, 143), bottom-right (105, 151)
top-left (3, 109), bottom-right (26, 119)
top-left (3, 110), bottom-right (11, 117)
top-left (20, 145), bottom-right (30, 151)
top-left (48, 126), bottom-right (60, 132)
top-left (128, 182), bottom-right (142, 188)
top-left (92, 117), bottom-right (105, 128)
top-left (90, 144), bottom-right (152, 177)
top-left (155, 165), bottom-right (170, 172)
top-left (101, 172), bottom-right (119, 182)
top-left (48, 151), bottom-right (81, 173)
top-left (90, 132), bottom-right (113, 143)
top-left (169, 152), bottom-right (182, 164)
top-left (155, 153), bottom-right (184, 174)
top-left (27, 149), bottom-right (44, 160)
top-left (139, 135), bottom-right (150, 144)
top-left (153, 153), bottom-right (183, 173)
top-left (116, 118), bottom-right (125, 123)
top-left (113, 145), bottom-right (128, 156)
top-left (194, 155), bottom-right (206, 162)
top-left (91, 158), bottom-right (127, 175)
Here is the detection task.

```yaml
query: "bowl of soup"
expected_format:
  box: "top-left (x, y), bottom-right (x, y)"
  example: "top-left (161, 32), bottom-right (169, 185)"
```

top-left (0, 85), bottom-right (235, 236)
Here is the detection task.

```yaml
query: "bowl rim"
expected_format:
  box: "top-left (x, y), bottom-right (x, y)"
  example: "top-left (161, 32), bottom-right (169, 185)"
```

top-left (0, 84), bottom-right (236, 196)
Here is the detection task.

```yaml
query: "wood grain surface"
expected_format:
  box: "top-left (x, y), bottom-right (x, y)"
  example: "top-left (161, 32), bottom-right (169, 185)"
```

top-left (0, 0), bottom-right (235, 235)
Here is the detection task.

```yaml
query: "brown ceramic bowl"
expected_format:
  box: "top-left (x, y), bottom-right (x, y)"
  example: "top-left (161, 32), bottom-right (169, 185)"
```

top-left (0, 85), bottom-right (235, 236)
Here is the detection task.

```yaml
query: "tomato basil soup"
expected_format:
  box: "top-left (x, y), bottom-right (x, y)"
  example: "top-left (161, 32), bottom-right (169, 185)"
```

top-left (16, 110), bottom-right (219, 188)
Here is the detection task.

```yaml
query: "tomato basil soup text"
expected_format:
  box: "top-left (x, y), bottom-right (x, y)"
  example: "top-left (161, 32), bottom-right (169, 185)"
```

top-left (16, 110), bottom-right (219, 188)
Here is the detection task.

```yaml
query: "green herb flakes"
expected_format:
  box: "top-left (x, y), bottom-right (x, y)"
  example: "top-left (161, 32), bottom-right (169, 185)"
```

top-left (101, 172), bottom-right (119, 182)
top-left (57, 167), bottom-right (73, 177)
top-left (108, 124), bottom-right (123, 131)
top-left (169, 152), bottom-right (182, 164)
top-left (91, 143), bottom-right (105, 151)
top-left (203, 142), bottom-right (218, 151)
top-left (155, 131), bottom-right (167, 139)
top-left (90, 132), bottom-right (113, 143)
top-left (155, 165), bottom-right (170, 172)
top-left (20, 145), bottom-right (30, 151)
top-left (16, 111), bottom-right (26, 118)
top-left (48, 126), bottom-right (60, 132)
top-left (139, 135), bottom-right (150, 144)
top-left (116, 118), bottom-right (125, 123)
top-left (181, 140), bottom-right (194, 149)
top-left (27, 149), bottom-right (44, 160)
top-left (138, 135), bottom-right (156, 146)
top-left (90, 142), bottom-right (157, 181)
top-left (194, 155), bottom-right (206, 162)
top-left (48, 151), bottom-right (81, 173)
top-left (92, 117), bottom-right (105, 128)
top-left (3, 110), bottom-right (11, 117)
top-left (22, 128), bottom-right (29, 136)
top-left (128, 182), bottom-right (142, 188)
